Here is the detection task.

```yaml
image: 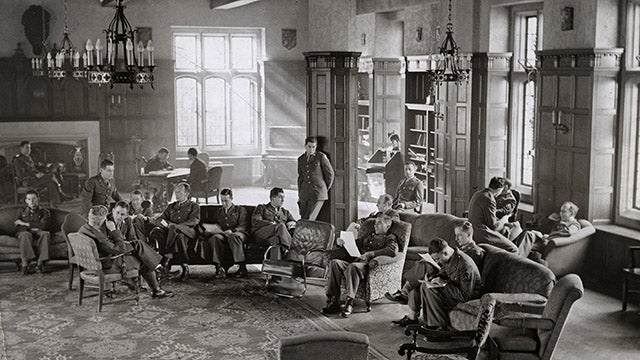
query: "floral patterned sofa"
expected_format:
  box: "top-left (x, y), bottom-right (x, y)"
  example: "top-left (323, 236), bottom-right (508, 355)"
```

top-left (0, 205), bottom-right (71, 263)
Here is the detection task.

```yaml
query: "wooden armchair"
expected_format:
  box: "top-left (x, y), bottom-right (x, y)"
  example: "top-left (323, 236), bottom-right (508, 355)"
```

top-left (62, 213), bottom-right (87, 290)
top-left (68, 232), bottom-right (140, 312)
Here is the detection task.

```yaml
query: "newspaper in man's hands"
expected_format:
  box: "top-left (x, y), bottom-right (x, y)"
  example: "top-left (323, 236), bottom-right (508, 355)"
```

top-left (339, 231), bottom-right (361, 257)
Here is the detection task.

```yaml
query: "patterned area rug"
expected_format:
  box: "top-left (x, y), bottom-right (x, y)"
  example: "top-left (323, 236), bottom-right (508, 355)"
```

top-left (0, 269), bottom-right (388, 360)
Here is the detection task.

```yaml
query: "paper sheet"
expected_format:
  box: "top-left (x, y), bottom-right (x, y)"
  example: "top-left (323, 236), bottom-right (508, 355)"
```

top-left (340, 231), bottom-right (361, 257)
top-left (418, 252), bottom-right (441, 271)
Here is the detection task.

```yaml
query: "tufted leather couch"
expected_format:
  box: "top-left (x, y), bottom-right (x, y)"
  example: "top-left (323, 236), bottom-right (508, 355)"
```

top-left (0, 205), bottom-right (71, 262)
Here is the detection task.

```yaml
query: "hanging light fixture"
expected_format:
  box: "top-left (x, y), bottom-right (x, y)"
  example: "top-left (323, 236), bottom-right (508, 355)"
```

top-left (30, 2), bottom-right (49, 78)
top-left (84, 0), bottom-right (155, 89)
top-left (429, 0), bottom-right (471, 85)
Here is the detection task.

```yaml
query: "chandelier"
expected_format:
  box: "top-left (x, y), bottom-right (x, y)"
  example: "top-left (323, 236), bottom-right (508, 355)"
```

top-left (84, 0), bottom-right (155, 89)
top-left (429, 0), bottom-right (470, 85)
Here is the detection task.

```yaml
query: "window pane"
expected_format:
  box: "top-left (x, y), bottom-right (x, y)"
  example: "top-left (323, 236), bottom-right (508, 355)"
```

top-left (521, 81), bottom-right (536, 187)
top-left (175, 35), bottom-right (198, 70)
top-left (231, 36), bottom-right (254, 70)
top-left (176, 78), bottom-right (199, 146)
top-left (204, 78), bottom-right (227, 146)
top-left (635, 85), bottom-right (640, 209)
top-left (231, 78), bottom-right (256, 145)
top-left (525, 16), bottom-right (538, 66)
top-left (203, 36), bottom-right (226, 70)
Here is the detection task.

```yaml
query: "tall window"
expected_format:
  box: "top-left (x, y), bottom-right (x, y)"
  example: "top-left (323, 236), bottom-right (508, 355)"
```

top-left (510, 9), bottom-right (542, 201)
top-left (173, 28), bottom-right (264, 155)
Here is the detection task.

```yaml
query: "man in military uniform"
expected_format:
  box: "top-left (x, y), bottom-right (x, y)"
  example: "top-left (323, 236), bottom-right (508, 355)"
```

top-left (81, 159), bottom-right (121, 217)
top-left (13, 141), bottom-right (63, 207)
top-left (322, 216), bottom-right (398, 318)
top-left (251, 187), bottom-right (296, 258)
top-left (13, 189), bottom-right (50, 274)
top-left (187, 148), bottom-right (207, 193)
top-left (144, 147), bottom-right (174, 173)
top-left (468, 177), bottom-right (516, 252)
top-left (297, 137), bottom-right (335, 220)
top-left (398, 238), bottom-right (481, 331)
top-left (205, 188), bottom-right (250, 278)
top-left (392, 161), bottom-right (424, 213)
top-left (79, 205), bottom-right (172, 298)
top-left (149, 182), bottom-right (200, 282)
top-left (129, 190), bottom-right (155, 244)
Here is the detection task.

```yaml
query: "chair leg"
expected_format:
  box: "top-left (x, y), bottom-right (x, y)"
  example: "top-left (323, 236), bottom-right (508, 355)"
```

top-left (98, 280), bottom-right (104, 312)
top-left (68, 263), bottom-right (75, 291)
top-left (622, 277), bottom-right (628, 312)
top-left (365, 301), bottom-right (371, 312)
top-left (78, 278), bottom-right (84, 306)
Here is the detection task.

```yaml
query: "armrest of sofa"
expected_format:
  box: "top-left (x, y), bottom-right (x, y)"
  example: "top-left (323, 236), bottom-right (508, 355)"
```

top-left (544, 220), bottom-right (595, 253)
top-left (370, 253), bottom-right (402, 268)
top-left (495, 312), bottom-right (555, 330)
top-left (482, 293), bottom-right (547, 315)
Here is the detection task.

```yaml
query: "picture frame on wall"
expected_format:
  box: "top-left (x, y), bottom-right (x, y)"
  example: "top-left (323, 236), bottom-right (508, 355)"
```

top-left (561, 7), bottom-right (574, 31)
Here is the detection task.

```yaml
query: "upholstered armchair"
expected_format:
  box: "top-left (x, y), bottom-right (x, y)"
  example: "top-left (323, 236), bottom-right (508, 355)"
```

top-left (279, 331), bottom-right (370, 360)
top-left (351, 218), bottom-right (412, 311)
top-left (487, 274), bottom-right (584, 360)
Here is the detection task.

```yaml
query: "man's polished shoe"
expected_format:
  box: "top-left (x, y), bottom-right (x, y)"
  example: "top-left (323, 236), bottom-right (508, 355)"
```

top-left (179, 264), bottom-right (189, 282)
top-left (21, 265), bottom-right (30, 275)
top-left (392, 315), bottom-right (419, 327)
top-left (214, 266), bottom-right (226, 279)
top-left (234, 266), bottom-right (248, 278)
top-left (341, 298), bottom-right (354, 318)
top-left (151, 288), bottom-right (174, 299)
top-left (321, 301), bottom-right (342, 315)
top-left (385, 290), bottom-right (408, 304)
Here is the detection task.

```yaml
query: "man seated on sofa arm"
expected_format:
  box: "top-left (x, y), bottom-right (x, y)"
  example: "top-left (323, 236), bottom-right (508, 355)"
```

top-left (322, 216), bottom-right (398, 318)
top-left (392, 238), bottom-right (481, 330)
top-left (14, 189), bottom-right (50, 275)
top-left (512, 201), bottom-right (581, 265)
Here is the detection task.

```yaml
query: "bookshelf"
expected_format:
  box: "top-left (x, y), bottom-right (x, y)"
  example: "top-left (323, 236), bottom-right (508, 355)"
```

top-left (405, 102), bottom-right (436, 209)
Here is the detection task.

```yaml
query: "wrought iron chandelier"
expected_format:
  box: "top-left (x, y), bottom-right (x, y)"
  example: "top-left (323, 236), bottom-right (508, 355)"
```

top-left (84, 0), bottom-right (155, 89)
top-left (429, 0), bottom-right (470, 85)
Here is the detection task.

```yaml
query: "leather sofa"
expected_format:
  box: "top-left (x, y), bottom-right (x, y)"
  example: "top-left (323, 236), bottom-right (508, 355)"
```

top-left (0, 205), bottom-right (71, 263)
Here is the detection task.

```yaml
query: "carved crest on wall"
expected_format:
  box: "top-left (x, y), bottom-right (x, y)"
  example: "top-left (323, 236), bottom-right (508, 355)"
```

top-left (282, 28), bottom-right (296, 50)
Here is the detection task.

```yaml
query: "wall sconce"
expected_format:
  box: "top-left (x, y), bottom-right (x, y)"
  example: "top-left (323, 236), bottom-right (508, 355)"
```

top-left (361, 33), bottom-right (366, 46)
top-left (416, 27), bottom-right (423, 42)
top-left (552, 111), bottom-right (570, 134)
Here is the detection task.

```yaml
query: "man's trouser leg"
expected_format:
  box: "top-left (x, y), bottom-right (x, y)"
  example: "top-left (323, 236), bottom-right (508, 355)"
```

top-left (326, 259), bottom-right (350, 299)
top-left (227, 233), bottom-right (246, 263)
top-left (512, 230), bottom-right (540, 258)
top-left (343, 261), bottom-right (367, 299)
top-left (33, 230), bottom-right (50, 264)
top-left (17, 231), bottom-right (35, 265)
top-left (254, 223), bottom-right (292, 259)
top-left (307, 200), bottom-right (325, 221)
top-left (130, 239), bottom-right (162, 270)
top-left (404, 260), bottom-right (437, 294)
top-left (210, 234), bottom-right (227, 265)
top-left (424, 286), bottom-right (453, 327)
top-left (408, 286), bottom-right (423, 316)
top-left (149, 227), bottom-right (170, 257)
top-left (132, 217), bottom-right (150, 243)
top-left (298, 200), bottom-right (311, 220)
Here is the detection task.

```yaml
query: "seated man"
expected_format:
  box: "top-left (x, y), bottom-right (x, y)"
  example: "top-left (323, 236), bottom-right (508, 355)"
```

top-left (129, 190), bottom-right (155, 244)
top-left (13, 189), bottom-right (50, 274)
top-left (392, 161), bottom-right (424, 213)
top-left (186, 147), bottom-right (207, 193)
top-left (205, 188), bottom-right (250, 278)
top-left (149, 182), bottom-right (200, 282)
top-left (467, 177), bottom-right (516, 252)
top-left (81, 159), bottom-right (121, 216)
top-left (394, 238), bottom-right (481, 330)
top-left (512, 201), bottom-right (581, 264)
top-left (13, 141), bottom-right (65, 207)
top-left (252, 187), bottom-right (296, 258)
top-left (323, 216), bottom-right (398, 318)
top-left (495, 179), bottom-right (520, 238)
top-left (144, 147), bottom-right (174, 173)
top-left (79, 205), bottom-right (172, 298)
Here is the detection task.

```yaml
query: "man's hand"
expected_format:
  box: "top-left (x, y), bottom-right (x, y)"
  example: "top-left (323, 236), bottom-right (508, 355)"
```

top-left (531, 230), bottom-right (544, 238)
top-left (105, 220), bottom-right (116, 232)
top-left (14, 219), bottom-right (29, 227)
top-left (224, 229), bottom-right (233, 235)
top-left (336, 237), bottom-right (345, 247)
top-left (356, 252), bottom-right (374, 262)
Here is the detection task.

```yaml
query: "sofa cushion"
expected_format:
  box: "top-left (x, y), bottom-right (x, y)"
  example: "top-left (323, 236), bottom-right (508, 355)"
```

top-left (490, 326), bottom-right (539, 352)
top-left (399, 212), bottom-right (465, 248)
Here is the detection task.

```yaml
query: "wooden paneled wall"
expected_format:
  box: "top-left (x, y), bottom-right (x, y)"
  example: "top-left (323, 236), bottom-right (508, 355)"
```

top-left (372, 58), bottom-right (405, 150)
top-left (535, 49), bottom-right (623, 223)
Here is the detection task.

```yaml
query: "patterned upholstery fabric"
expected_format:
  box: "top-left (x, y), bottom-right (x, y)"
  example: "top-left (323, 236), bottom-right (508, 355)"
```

top-left (67, 233), bottom-right (102, 271)
top-left (348, 219), bottom-right (412, 303)
top-left (0, 205), bottom-right (72, 261)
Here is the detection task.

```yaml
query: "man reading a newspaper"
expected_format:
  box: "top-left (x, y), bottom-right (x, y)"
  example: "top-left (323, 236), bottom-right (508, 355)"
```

top-left (322, 216), bottom-right (398, 318)
top-left (392, 238), bottom-right (481, 330)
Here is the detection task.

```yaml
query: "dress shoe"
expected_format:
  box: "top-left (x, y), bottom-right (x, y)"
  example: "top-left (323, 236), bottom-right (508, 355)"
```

top-left (321, 300), bottom-right (342, 315)
top-left (385, 290), bottom-right (408, 304)
top-left (152, 288), bottom-right (174, 299)
top-left (21, 265), bottom-right (30, 275)
top-left (35, 262), bottom-right (47, 274)
top-left (234, 265), bottom-right (248, 278)
top-left (214, 265), bottom-right (226, 279)
top-left (392, 315), bottom-right (419, 327)
top-left (341, 298), bottom-right (354, 318)
top-left (179, 264), bottom-right (189, 282)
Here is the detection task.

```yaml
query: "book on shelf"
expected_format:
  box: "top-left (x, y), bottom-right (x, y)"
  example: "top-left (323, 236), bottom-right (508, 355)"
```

top-left (414, 114), bottom-right (424, 130)
top-left (416, 134), bottom-right (424, 148)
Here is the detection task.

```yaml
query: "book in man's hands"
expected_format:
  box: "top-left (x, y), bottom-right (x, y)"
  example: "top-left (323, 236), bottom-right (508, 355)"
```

top-left (418, 252), bottom-right (441, 271)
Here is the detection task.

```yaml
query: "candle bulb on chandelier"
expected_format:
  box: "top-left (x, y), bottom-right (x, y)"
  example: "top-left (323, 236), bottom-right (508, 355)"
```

top-left (125, 39), bottom-right (134, 66)
top-left (47, 53), bottom-right (53, 69)
top-left (146, 40), bottom-right (154, 66)
top-left (107, 38), bottom-right (113, 66)
top-left (73, 51), bottom-right (80, 68)
top-left (137, 41), bottom-right (145, 66)
top-left (95, 39), bottom-right (103, 66)
top-left (85, 39), bottom-right (94, 67)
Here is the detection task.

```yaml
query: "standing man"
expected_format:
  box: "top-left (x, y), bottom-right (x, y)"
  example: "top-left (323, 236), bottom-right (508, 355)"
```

top-left (79, 205), bottom-right (172, 298)
top-left (297, 137), bottom-right (335, 220)
top-left (81, 159), bottom-right (121, 217)
top-left (144, 147), bottom-right (174, 173)
top-left (206, 188), bottom-right (250, 278)
top-left (467, 177), bottom-right (516, 252)
top-left (392, 161), bottom-right (424, 213)
top-left (129, 190), bottom-right (155, 244)
top-left (252, 187), bottom-right (296, 257)
top-left (13, 141), bottom-right (64, 207)
top-left (187, 148), bottom-right (207, 193)
top-left (13, 189), bottom-right (50, 274)
top-left (323, 216), bottom-right (398, 318)
top-left (149, 182), bottom-right (200, 282)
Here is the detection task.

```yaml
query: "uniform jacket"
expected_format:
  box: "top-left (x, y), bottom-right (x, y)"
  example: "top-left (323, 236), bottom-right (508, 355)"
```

top-left (81, 174), bottom-right (121, 215)
top-left (548, 218), bottom-right (582, 239)
top-left (458, 241), bottom-right (485, 271)
top-left (78, 223), bottom-right (134, 269)
top-left (297, 152), bottom-right (335, 201)
top-left (358, 209), bottom-right (399, 224)
top-left (251, 203), bottom-right (296, 233)
top-left (356, 232), bottom-right (399, 259)
top-left (159, 200), bottom-right (200, 227)
top-left (393, 176), bottom-right (424, 211)
top-left (12, 154), bottom-right (38, 184)
top-left (144, 155), bottom-right (173, 173)
top-left (129, 203), bottom-right (153, 217)
top-left (212, 204), bottom-right (249, 235)
top-left (438, 249), bottom-right (482, 303)
top-left (495, 190), bottom-right (517, 219)
top-left (468, 188), bottom-right (498, 231)
top-left (188, 158), bottom-right (208, 187)
top-left (15, 206), bottom-right (50, 232)
top-left (107, 214), bottom-right (137, 242)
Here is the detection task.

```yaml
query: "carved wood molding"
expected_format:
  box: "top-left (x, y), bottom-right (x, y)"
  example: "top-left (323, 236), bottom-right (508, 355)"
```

top-left (304, 51), bottom-right (361, 69)
top-left (472, 52), bottom-right (513, 71)
top-left (372, 57), bottom-right (405, 74)
top-left (405, 53), bottom-right (473, 73)
top-left (537, 48), bottom-right (624, 71)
